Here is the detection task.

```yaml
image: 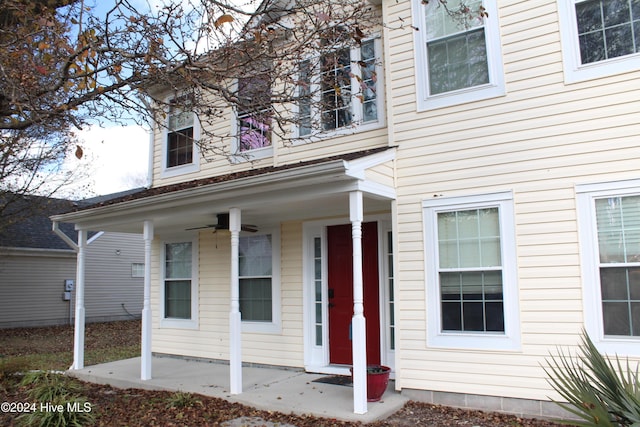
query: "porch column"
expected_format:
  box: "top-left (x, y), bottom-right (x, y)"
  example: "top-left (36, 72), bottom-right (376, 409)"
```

top-left (229, 207), bottom-right (242, 394)
top-left (141, 220), bottom-right (154, 380)
top-left (350, 191), bottom-right (367, 414)
top-left (70, 230), bottom-right (87, 370)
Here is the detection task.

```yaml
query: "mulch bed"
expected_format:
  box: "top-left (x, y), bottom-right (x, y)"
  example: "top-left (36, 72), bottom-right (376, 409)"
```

top-left (0, 320), bottom-right (571, 426)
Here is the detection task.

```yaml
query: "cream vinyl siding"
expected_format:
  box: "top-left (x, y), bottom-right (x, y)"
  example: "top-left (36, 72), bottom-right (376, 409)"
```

top-left (150, 16), bottom-right (389, 188)
top-left (385, 0), bottom-right (640, 400)
top-left (152, 222), bottom-right (304, 367)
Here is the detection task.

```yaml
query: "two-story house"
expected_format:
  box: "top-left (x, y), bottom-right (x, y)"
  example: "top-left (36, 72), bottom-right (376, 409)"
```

top-left (52, 0), bottom-right (640, 418)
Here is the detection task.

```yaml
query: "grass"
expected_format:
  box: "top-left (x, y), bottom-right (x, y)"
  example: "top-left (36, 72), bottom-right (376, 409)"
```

top-left (0, 320), bottom-right (140, 372)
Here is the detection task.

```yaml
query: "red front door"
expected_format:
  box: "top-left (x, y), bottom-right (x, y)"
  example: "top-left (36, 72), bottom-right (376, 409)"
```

top-left (327, 222), bottom-right (381, 365)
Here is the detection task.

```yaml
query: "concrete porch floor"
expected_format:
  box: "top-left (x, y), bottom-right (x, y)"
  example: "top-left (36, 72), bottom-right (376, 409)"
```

top-left (67, 356), bottom-right (408, 423)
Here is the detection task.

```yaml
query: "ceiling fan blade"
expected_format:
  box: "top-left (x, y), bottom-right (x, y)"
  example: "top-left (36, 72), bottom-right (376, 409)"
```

top-left (185, 224), bottom-right (216, 231)
top-left (241, 224), bottom-right (258, 233)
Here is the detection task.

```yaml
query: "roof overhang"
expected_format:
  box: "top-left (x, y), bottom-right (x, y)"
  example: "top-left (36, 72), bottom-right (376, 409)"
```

top-left (51, 148), bottom-right (396, 234)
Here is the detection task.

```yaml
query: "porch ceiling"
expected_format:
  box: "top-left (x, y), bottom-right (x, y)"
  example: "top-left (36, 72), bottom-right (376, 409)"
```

top-left (51, 148), bottom-right (396, 235)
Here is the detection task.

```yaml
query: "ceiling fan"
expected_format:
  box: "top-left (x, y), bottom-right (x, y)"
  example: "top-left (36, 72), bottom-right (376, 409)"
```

top-left (186, 213), bottom-right (258, 233)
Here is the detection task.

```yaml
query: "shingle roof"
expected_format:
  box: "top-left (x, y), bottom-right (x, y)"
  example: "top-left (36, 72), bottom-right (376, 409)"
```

top-left (0, 195), bottom-right (79, 250)
top-left (0, 190), bottom-right (143, 250)
top-left (75, 147), bottom-right (391, 212)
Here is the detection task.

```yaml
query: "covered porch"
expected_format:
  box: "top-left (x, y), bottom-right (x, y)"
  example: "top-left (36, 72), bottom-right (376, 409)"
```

top-left (51, 147), bottom-right (397, 416)
top-left (67, 355), bottom-right (407, 422)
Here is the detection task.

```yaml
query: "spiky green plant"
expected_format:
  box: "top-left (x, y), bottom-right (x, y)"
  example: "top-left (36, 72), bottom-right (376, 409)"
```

top-left (20, 371), bottom-right (83, 402)
top-left (165, 391), bottom-right (202, 409)
top-left (544, 332), bottom-right (640, 426)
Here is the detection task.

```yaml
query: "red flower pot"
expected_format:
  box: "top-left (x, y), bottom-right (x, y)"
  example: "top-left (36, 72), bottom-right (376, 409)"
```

top-left (350, 365), bottom-right (391, 402)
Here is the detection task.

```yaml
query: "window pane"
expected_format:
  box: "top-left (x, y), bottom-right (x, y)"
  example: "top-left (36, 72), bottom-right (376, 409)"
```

top-left (167, 128), bottom-right (193, 167)
top-left (601, 267), bottom-right (629, 299)
top-left (165, 280), bottom-right (191, 319)
top-left (596, 196), bottom-right (640, 263)
top-left (321, 48), bottom-right (352, 130)
top-left (440, 271), bottom-right (504, 332)
top-left (165, 242), bottom-right (192, 279)
top-left (576, 0), bottom-right (639, 64)
top-left (600, 266), bottom-right (640, 336)
top-left (603, 301), bottom-right (631, 335)
top-left (427, 27), bottom-right (488, 95)
top-left (238, 76), bottom-right (272, 152)
top-left (239, 235), bottom-right (272, 276)
top-left (438, 208), bottom-right (501, 269)
top-left (240, 278), bottom-right (272, 322)
top-left (298, 60), bottom-right (312, 136)
top-left (360, 40), bottom-right (378, 123)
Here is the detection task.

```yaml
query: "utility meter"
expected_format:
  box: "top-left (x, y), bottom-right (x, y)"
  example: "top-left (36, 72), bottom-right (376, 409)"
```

top-left (64, 279), bottom-right (75, 292)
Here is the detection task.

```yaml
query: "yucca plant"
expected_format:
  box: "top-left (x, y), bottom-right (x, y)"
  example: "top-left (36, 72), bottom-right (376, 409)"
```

top-left (544, 332), bottom-right (640, 426)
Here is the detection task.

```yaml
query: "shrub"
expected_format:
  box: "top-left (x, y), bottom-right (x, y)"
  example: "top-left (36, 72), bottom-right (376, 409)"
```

top-left (165, 391), bottom-right (202, 409)
top-left (16, 371), bottom-right (95, 427)
top-left (16, 394), bottom-right (95, 427)
top-left (544, 332), bottom-right (640, 426)
top-left (20, 371), bottom-right (83, 402)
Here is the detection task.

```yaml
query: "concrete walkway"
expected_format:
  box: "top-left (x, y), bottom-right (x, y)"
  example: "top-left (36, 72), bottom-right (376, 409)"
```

top-left (68, 356), bottom-right (407, 423)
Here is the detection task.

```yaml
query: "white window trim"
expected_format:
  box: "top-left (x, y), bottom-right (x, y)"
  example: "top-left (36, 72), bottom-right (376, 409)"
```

top-left (412, 0), bottom-right (505, 111)
top-left (160, 238), bottom-right (199, 329)
top-left (293, 35), bottom-right (385, 141)
top-left (161, 97), bottom-right (201, 178)
top-left (240, 227), bottom-right (282, 334)
top-left (422, 191), bottom-right (521, 350)
top-left (576, 178), bottom-right (640, 355)
top-left (558, 0), bottom-right (640, 84)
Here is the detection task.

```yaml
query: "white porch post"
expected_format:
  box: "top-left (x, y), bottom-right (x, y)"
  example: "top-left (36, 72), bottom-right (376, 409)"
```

top-left (141, 220), bottom-right (154, 380)
top-left (70, 230), bottom-right (87, 370)
top-left (350, 191), bottom-right (368, 414)
top-left (229, 207), bottom-right (242, 394)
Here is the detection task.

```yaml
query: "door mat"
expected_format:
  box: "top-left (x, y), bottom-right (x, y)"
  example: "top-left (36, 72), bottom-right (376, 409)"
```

top-left (312, 375), bottom-right (353, 387)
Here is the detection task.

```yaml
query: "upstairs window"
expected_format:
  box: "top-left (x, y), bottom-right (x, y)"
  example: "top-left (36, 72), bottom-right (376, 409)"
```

top-left (237, 75), bottom-right (272, 153)
top-left (298, 36), bottom-right (382, 137)
top-left (558, 0), bottom-right (640, 82)
top-left (575, 0), bottom-right (640, 65)
top-left (162, 96), bottom-right (199, 177)
top-left (167, 101), bottom-right (194, 168)
top-left (413, 0), bottom-right (504, 110)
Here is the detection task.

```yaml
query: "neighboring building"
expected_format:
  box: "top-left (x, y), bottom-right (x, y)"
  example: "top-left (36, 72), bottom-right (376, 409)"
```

top-left (0, 193), bottom-right (144, 328)
top-left (52, 0), bottom-right (640, 419)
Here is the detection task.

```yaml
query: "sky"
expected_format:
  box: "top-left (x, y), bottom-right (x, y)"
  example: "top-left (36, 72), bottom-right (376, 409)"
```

top-left (71, 124), bottom-right (150, 197)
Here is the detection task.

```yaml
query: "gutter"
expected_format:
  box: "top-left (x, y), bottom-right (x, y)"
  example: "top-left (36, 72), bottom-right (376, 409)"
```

top-left (51, 159), bottom-right (350, 224)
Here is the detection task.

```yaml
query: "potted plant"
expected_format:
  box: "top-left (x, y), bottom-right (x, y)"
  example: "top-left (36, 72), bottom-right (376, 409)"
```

top-left (350, 365), bottom-right (392, 402)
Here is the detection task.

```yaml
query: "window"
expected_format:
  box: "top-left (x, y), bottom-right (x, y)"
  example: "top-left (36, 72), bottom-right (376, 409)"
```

top-left (162, 97), bottom-right (199, 177)
top-left (239, 231), bottom-right (281, 332)
top-left (577, 179), bottom-right (640, 354)
top-left (162, 240), bottom-right (198, 328)
top-left (167, 103), bottom-right (194, 168)
top-left (423, 192), bottom-right (520, 350)
top-left (558, 0), bottom-right (640, 83)
top-left (236, 75), bottom-right (272, 154)
top-left (297, 37), bottom-right (383, 137)
top-left (131, 263), bottom-right (145, 278)
top-left (413, 0), bottom-right (504, 110)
